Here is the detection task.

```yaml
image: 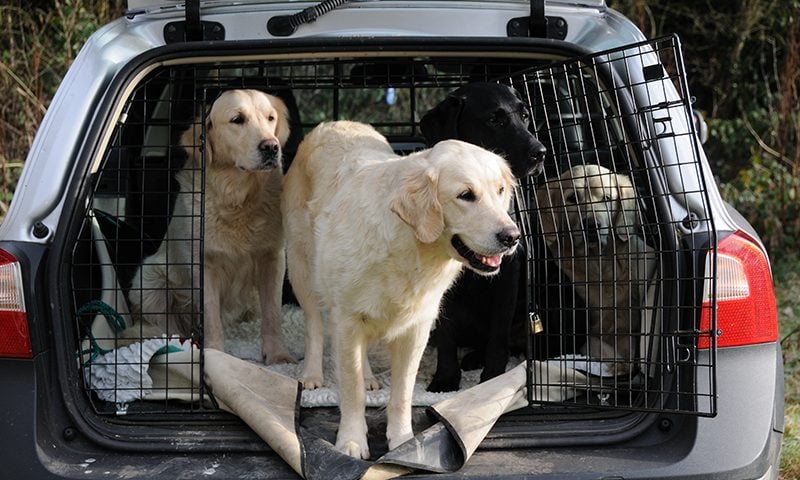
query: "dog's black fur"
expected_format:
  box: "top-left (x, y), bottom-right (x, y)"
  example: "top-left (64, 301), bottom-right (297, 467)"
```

top-left (420, 82), bottom-right (546, 179)
top-left (421, 82), bottom-right (547, 392)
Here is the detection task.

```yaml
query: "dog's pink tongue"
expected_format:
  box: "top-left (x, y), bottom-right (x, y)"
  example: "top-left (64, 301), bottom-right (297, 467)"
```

top-left (480, 254), bottom-right (503, 268)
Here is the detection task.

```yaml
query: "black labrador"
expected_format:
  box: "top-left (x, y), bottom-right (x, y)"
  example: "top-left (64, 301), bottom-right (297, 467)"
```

top-left (421, 82), bottom-right (547, 392)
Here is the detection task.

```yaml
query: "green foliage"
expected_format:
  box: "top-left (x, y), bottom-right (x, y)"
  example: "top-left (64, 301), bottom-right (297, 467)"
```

top-left (0, 1), bottom-right (125, 216)
top-left (719, 152), bottom-right (800, 252)
top-left (712, 90), bottom-right (800, 254)
top-left (610, 0), bottom-right (800, 254)
top-left (777, 256), bottom-right (800, 478)
top-left (783, 403), bottom-right (800, 476)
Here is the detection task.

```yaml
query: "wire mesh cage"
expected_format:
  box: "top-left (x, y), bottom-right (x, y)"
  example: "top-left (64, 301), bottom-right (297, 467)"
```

top-left (518, 36), bottom-right (717, 415)
top-left (70, 35), bottom-right (716, 418)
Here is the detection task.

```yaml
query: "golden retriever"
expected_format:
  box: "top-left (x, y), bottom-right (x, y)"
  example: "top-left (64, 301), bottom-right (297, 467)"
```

top-left (129, 89), bottom-right (295, 365)
top-left (283, 120), bottom-right (519, 459)
top-left (536, 164), bottom-right (656, 375)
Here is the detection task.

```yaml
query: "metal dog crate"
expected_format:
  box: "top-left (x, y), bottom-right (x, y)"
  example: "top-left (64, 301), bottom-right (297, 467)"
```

top-left (519, 36), bottom-right (716, 415)
top-left (71, 35), bottom-right (716, 419)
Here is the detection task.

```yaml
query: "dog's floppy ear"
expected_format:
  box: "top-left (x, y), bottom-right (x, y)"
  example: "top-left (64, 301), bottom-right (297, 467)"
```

top-left (500, 160), bottom-right (518, 192)
top-left (390, 165), bottom-right (443, 244)
top-left (535, 180), bottom-right (560, 247)
top-left (267, 94), bottom-right (292, 147)
top-left (204, 115), bottom-right (214, 164)
top-left (613, 174), bottom-right (639, 242)
top-left (420, 92), bottom-right (465, 144)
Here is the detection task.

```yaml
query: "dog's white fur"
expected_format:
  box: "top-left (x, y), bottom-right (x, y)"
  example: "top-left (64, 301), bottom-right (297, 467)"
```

top-left (283, 120), bottom-right (518, 458)
top-left (129, 89), bottom-right (294, 364)
top-left (536, 164), bottom-right (656, 375)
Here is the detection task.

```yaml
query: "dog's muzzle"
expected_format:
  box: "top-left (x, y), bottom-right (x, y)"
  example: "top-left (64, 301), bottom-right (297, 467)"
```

top-left (451, 226), bottom-right (520, 275)
top-left (509, 141), bottom-right (547, 178)
top-left (257, 139), bottom-right (282, 170)
top-left (528, 159), bottom-right (545, 178)
top-left (496, 225), bottom-right (521, 249)
top-left (526, 143), bottom-right (548, 177)
top-left (581, 217), bottom-right (611, 248)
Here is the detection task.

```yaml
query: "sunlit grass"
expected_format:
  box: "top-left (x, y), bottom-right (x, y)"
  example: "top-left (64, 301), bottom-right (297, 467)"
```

top-left (776, 253), bottom-right (800, 479)
top-left (783, 404), bottom-right (800, 478)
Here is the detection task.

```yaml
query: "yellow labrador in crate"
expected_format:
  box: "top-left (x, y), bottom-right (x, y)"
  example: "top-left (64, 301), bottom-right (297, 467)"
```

top-left (283, 120), bottom-right (519, 459)
top-left (129, 89), bottom-right (295, 365)
top-left (536, 164), bottom-right (657, 376)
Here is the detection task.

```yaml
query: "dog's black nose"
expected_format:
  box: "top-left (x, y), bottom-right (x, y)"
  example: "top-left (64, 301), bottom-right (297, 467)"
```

top-left (497, 225), bottom-right (521, 248)
top-left (259, 139), bottom-right (280, 153)
top-left (524, 143), bottom-right (547, 177)
top-left (583, 217), bottom-right (610, 246)
top-left (257, 139), bottom-right (281, 170)
top-left (532, 143), bottom-right (547, 161)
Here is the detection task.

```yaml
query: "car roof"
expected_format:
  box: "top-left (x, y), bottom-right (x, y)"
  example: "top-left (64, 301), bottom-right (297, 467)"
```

top-left (127, 0), bottom-right (608, 14)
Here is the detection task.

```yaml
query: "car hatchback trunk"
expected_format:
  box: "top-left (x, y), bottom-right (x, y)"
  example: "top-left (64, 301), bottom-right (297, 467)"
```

top-left (57, 35), bottom-right (717, 458)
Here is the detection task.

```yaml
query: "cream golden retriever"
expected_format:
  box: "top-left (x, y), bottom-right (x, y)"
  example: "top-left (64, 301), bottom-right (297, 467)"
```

top-left (283, 120), bottom-right (519, 459)
top-left (129, 89), bottom-right (295, 365)
top-left (536, 164), bottom-right (656, 375)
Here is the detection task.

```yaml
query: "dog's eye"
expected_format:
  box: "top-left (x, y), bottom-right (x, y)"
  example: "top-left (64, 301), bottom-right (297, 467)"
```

top-left (564, 193), bottom-right (577, 204)
top-left (519, 109), bottom-right (530, 122)
top-left (498, 186), bottom-right (505, 196)
top-left (457, 189), bottom-right (477, 202)
top-left (230, 114), bottom-right (246, 125)
top-left (489, 113), bottom-right (506, 127)
top-left (268, 115), bottom-right (276, 122)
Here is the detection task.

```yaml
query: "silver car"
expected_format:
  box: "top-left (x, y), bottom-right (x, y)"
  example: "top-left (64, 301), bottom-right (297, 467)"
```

top-left (0, 1), bottom-right (782, 478)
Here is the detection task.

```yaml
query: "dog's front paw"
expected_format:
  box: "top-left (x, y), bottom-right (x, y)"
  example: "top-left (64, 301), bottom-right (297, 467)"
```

top-left (364, 375), bottom-right (382, 391)
top-left (262, 338), bottom-right (297, 365)
top-left (336, 437), bottom-right (370, 459)
top-left (301, 363), bottom-right (324, 390)
top-left (264, 350), bottom-right (297, 365)
top-left (479, 362), bottom-right (507, 383)
top-left (427, 373), bottom-right (460, 393)
top-left (301, 374), bottom-right (324, 390)
top-left (386, 427), bottom-right (413, 451)
top-left (460, 350), bottom-right (485, 371)
top-left (479, 368), bottom-right (506, 384)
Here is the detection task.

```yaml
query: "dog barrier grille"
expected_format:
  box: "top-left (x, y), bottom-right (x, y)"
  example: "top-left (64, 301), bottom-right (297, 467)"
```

top-left (517, 36), bottom-right (717, 415)
top-left (71, 35), bottom-right (715, 419)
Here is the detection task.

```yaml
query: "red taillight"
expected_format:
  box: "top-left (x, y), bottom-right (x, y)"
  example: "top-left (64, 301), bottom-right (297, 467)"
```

top-left (0, 249), bottom-right (32, 358)
top-left (698, 231), bottom-right (778, 349)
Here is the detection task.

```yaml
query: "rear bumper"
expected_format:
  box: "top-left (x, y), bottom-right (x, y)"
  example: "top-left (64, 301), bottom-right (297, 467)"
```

top-left (0, 352), bottom-right (299, 479)
top-left (444, 343), bottom-right (784, 479)
top-left (0, 344), bottom-right (782, 479)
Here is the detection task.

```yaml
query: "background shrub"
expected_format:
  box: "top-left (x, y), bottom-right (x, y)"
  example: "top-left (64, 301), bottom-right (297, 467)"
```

top-left (0, 0), bottom-right (125, 215)
top-left (610, 0), bottom-right (800, 255)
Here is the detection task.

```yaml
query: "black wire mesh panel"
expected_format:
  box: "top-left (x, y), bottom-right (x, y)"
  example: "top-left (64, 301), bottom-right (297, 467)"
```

top-left (514, 36), bottom-right (717, 415)
top-left (72, 70), bottom-right (209, 415)
top-left (70, 55), bottom-right (548, 416)
top-left (70, 40), bottom-right (716, 418)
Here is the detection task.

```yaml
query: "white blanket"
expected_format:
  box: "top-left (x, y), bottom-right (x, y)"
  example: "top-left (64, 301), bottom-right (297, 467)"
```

top-left (226, 304), bottom-right (526, 407)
